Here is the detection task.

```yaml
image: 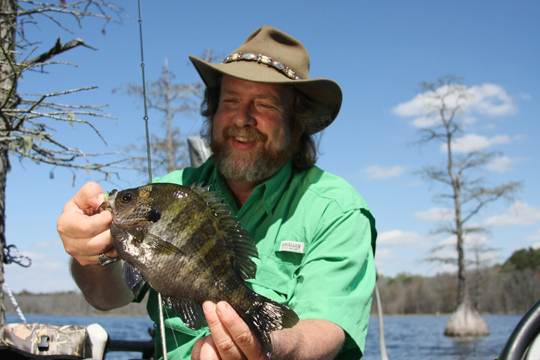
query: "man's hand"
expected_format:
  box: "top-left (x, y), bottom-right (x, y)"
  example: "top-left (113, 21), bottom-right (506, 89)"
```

top-left (191, 301), bottom-right (345, 360)
top-left (191, 301), bottom-right (268, 360)
top-left (58, 181), bottom-right (116, 266)
top-left (58, 182), bottom-right (133, 311)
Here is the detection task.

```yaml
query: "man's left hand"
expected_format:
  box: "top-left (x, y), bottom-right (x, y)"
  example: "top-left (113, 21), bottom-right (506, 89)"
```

top-left (191, 301), bottom-right (268, 360)
top-left (191, 301), bottom-right (345, 360)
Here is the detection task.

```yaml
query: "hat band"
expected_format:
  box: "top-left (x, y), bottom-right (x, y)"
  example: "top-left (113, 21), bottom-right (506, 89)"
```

top-left (222, 52), bottom-right (302, 80)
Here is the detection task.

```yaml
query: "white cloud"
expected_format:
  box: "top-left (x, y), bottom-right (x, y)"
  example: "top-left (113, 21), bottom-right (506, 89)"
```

top-left (525, 229), bottom-right (540, 243)
top-left (462, 116), bottom-right (478, 126)
top-left (35, 240), bottom-right (63, 248)
top-left (409, 114), bottom-right (478, 129)
top-left (21, 252), bottom-right (46, 261)
top-left (409, 115), bottom-right (439, 128)
top-left (361, 165), bottom-right (406, 179)
top-left (435, 234), bottom-right (491, 249)
top-left (394, 83), bottom-right (516, 128)
top-left (468, 84), bottom-right (517, 116)
top-left (393, 84), bottom-right (470, 118)
top-left (432, 234), bottom-right (498, 263)
top-left (438, 235), bottom-right (457, 247)
top-left (441, 133), bottom-right (511, 153)
top-left (484, 201), bottom-right (540, 227)
top-left (374, 248), bottom-right (397, 262)
top-left (487, 156), bottom-right (521, 173)
top-left (415, 207), bottom-right (454, 222)
top-left (377, 230), bottom-right (429, 247)
top-left (4, 252), bottom-right (74, 293)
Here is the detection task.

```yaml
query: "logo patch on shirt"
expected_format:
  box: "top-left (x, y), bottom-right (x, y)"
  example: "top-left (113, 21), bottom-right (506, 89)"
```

top-left (279, 240), bottom-right (304, 254)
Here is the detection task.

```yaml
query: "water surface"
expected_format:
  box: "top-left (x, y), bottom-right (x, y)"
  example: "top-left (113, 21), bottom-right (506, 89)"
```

top-left (6, 313), bottom-right (522, 359)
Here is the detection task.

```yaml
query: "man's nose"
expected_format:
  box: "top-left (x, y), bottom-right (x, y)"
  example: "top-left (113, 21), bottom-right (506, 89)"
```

top-left (233, 103), bottom-right (256, 127)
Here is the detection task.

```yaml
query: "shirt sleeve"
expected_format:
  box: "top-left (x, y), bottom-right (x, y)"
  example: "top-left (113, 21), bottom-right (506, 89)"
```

top-left (289, 204), bottom-right (376, 356)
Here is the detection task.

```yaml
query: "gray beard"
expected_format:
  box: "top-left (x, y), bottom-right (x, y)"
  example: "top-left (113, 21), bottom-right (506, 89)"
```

top-left (211, 137), bottom-right (297, 184)
top-left (212, 140), bottom-right (289, 183)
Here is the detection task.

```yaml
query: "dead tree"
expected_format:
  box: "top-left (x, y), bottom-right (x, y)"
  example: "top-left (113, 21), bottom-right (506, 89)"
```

top-left (409, 76), bottom-right (521, 336)
top-left (116, 50), bottom-right (222, 176)
top-left (0, 0), bottom-right (134, 323)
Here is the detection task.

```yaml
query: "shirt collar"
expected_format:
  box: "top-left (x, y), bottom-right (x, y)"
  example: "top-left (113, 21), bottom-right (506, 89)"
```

top-left (258, 161), bottom-right (293, 214)
top-left (210, 160), bottom-right (294, 215)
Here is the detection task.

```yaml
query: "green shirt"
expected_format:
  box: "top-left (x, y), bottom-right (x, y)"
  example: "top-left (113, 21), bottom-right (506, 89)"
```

top-left (144, 158), bottom-right (377, 359)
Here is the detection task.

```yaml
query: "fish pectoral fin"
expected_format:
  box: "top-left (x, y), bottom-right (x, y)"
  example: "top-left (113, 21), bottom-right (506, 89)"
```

top-left (122, 261), bottom-right (147, 298)
top-left (162, 296), bottom-right (207, 330)
top-left (140, 232), bottom-right (184, 255)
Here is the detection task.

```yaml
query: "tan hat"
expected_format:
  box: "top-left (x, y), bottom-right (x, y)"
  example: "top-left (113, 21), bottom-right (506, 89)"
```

top-left (189, 25), bottom-right (342, 134)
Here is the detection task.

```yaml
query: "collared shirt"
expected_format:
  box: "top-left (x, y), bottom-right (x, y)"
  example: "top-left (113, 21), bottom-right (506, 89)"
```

top-left (143, 158), bottom-right (377, 359)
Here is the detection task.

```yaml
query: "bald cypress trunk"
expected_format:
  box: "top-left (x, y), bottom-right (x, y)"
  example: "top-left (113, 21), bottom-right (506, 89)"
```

top-left (0, 0), bottom-right (18, 325)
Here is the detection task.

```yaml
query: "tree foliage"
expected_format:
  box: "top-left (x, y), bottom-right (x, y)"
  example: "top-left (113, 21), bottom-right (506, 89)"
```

top-left (502, 247), bottom-right (540, 272)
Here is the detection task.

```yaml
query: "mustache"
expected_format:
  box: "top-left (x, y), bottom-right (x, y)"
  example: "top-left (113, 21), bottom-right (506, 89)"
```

top-left (223, 126), bottom-right (268, 142)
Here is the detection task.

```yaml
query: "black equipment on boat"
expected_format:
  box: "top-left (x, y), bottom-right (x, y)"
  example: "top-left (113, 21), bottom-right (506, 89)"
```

top-left (498, 298), bottom-right (540, 360)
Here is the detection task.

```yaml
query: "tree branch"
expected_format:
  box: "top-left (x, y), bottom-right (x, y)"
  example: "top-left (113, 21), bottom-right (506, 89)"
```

top-left (21, 37), bottom-right (96, 68)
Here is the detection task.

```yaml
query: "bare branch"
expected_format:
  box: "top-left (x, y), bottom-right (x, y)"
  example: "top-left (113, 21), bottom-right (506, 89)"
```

top-left (410, 75), bottom-right (522, 308)
top-left (21, 37), bottom-right (97, 68)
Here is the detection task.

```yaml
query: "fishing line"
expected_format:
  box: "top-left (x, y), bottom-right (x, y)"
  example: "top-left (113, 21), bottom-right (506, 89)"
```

top-left (136, 1), bottom-right (170, 359)
top-left (136, 0), bottom-right (152, 185)
top-left (164, 307), bottom-right (182, 351)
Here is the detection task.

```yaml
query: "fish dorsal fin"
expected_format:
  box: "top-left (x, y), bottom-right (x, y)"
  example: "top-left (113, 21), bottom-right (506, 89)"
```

top-left (191, 182), bottom-right (258, 280)
top-left (162, 296), bottom-right (207, 330)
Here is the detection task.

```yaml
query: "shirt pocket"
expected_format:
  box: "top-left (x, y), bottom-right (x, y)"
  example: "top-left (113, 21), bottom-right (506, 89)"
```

top-left (248, 238), bottom-right (307, 304)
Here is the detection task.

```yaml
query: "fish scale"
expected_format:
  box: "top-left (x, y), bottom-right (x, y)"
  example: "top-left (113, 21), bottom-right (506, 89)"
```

top-left (98, 182), bottom-right (299, 355)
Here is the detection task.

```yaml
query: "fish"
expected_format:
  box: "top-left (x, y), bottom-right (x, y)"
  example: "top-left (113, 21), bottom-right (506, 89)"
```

top-left (98, 182), bottom-right (299, 354)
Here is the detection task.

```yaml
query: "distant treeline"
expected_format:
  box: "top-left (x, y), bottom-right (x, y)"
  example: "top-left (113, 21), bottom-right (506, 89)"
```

top-left (4, 291), bottom-right (148, 317)
top-left (371, 268), bottom-right (540, 315)
top-left (6, 248), bottom-right (540, 317)
top-left (372, 247), bottom-right (540, 315)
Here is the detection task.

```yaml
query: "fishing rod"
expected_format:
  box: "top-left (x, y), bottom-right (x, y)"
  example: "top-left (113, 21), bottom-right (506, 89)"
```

top-left (136, 1), bottom-right (168, 359)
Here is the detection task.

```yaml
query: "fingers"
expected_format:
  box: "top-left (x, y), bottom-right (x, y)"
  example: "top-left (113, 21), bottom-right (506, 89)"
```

top-left (58, 182), bottom-right (115, 266)
top-left (202, 301), bottom-right (243, 359)
top-left (199, 301), bottom-right (267, 360)
top-left (216, 302), bottom-right (264, 359)
top-left (191, 335), bottom-right (219, 360)
top-left (69, 181), bottom-right (108, 213)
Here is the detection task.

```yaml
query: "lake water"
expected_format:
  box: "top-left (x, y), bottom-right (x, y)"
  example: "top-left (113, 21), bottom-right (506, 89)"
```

top-left (6, 313), bottom-right (523, 359)
top-left (364, 314), bottom-right (523, 360)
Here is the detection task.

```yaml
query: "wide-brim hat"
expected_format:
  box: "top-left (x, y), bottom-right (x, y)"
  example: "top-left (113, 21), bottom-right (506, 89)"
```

top-left (189, 25), bottom-right (342, 135)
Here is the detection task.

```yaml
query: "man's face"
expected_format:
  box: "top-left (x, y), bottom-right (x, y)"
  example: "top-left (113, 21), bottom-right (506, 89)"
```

top-left (210, 75), bottom-right (297, 184)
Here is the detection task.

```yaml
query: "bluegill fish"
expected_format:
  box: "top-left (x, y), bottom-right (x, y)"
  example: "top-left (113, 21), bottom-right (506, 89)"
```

top-left (98, 183), bottom-right (299, 354)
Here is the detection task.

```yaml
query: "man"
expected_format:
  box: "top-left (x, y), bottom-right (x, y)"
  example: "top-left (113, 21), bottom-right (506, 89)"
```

top-left (58, 26), bottom-right (377, 360)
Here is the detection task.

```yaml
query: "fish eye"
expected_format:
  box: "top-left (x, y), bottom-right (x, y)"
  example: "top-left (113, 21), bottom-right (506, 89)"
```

top-left (122, 193), bottom-right (133, 202)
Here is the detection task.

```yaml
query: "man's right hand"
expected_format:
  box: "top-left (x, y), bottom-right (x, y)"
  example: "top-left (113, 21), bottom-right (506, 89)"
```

top-left (57, 181), bottom-right (115, 266)
top-left (58, 182), bottom-right (134, 311)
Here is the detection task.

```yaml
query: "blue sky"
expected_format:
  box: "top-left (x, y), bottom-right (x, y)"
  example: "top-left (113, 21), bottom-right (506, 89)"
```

top-left (3, 0), bottom-right (540, 293)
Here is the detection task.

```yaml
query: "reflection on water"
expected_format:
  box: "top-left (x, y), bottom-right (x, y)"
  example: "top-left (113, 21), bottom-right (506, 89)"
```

top-left (6, 313), bottom-right (523, 360)
top-left (364, 314), bottom-right (523, 360)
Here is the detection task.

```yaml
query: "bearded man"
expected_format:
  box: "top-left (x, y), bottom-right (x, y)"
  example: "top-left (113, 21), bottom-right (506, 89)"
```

top-left (58, 26), bottom-right (377, 360)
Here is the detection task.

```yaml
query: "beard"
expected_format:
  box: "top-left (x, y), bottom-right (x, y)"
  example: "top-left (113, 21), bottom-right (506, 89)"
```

top-left (210, 125), bottom-right (298, 184)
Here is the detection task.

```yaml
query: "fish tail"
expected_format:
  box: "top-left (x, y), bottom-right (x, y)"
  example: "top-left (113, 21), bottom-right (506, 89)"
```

top-left (242, 297), bottom-right (299, 355)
